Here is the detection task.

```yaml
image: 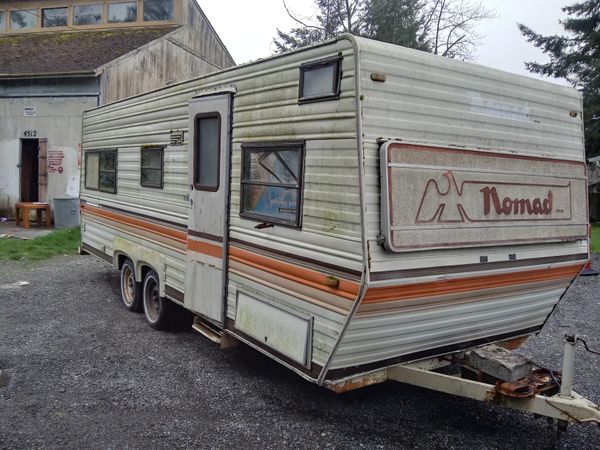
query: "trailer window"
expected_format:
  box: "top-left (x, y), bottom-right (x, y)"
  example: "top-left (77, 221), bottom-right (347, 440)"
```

top-left (85, 150), bottom-right (117, 193)
top-left (194, 114), bottom-right (220, 191)
top-left (140, 146), bottom-right (164, 188)
top-left (299, 57), bottom-right (342, 103)
top-left (241, 143), bottom-right (305, 227)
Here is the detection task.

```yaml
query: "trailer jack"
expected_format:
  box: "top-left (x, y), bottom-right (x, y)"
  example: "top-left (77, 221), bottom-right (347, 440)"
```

top-left (386, 336), bottom-right (600, 429)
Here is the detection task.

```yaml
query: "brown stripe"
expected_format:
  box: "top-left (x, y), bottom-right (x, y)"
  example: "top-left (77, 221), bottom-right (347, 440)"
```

top-left (363, 264), bottom-right (583, 304)
top-left (188, 229), bottom-right (223, 243)
top-left (230, 238), bottom-right (363, 281)
top-left (229, 246), bottom-right (360, 301)
top-left (93, 203), bottom-right (187, 231)
top-left (82, 204), bottom-right (187, 244)
top-left (370, 253), bottom-right (588, 281)
top-left (187, 238), bottom-right (223, 258)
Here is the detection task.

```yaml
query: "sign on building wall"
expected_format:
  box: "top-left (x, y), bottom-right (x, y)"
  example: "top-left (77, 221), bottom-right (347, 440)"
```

top-left (48, 148), bottom-right (65, 174)
top-left (24, 107), bottom-right (37, 117)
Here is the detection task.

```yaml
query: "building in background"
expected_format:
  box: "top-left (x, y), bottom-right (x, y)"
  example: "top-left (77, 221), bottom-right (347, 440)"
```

top-left (0, 0), bottom-right (234, 218)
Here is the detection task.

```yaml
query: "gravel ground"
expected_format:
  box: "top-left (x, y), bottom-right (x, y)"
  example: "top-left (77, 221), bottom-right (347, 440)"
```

top-left (1, 254), bottom-right (599, 449)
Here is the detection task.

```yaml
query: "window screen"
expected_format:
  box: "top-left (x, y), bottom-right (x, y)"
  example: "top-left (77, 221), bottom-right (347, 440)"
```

top-left (74, 4), bottom-right (103, 25)
top-left (108, 2), bottom-right (137, 23)
top-left (143, 0), bottom-right (174, 21)
top-left (10, 10), bottom-right (36, 29)
top-left (241, 143), bottom-right (305, 227)
top-left (42, 7), bottom-right (68, 27)
top-left (299, 57), bottom-right (342, 103)
top-left (194, 115), bottom-right (220, 191)
top-left (140, 146), bottom-right (164, 188)
top-left (85, 150), bottom-right (117, 193)
top-left (0, 11), bottom-right (6, 31)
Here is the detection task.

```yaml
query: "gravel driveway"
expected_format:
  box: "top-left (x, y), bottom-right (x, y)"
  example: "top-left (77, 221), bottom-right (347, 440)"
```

top-left (1, 254), bottom-right (599, 449)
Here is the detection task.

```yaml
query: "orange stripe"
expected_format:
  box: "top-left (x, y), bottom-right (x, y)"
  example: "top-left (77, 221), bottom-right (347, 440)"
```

top-left (363, 264), bottom-right (582, 304)
top-left (229, 246), bottom-right (360, 301)
top-left (82, 204), bottom-right (187, 244)
top-left (187, 238), bottom-right (223, 259)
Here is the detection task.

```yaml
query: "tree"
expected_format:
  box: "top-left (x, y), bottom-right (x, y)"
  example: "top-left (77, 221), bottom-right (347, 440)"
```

top-left (420, 0), bottom-right (495, 60)
top-left (274, 0), bottom-right (495, 60)
top-left (274, 0), bottom-right (367, 53)
top-left (519, 1), bottom-right (600, 157)
top-left (364, 0), bottom-right (428, 50)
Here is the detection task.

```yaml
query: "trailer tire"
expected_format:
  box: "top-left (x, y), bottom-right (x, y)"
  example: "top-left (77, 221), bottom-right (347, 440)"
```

top-left (142, 269), bottom-right (175, 330)
top-left (120, 259), bottom-right (142, 312)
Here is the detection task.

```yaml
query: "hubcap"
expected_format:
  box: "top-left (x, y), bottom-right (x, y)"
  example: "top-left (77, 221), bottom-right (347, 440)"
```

top-left (121, 266), bottom-right (135, 305)
top-left (144, 277), bottom-right (160, 321)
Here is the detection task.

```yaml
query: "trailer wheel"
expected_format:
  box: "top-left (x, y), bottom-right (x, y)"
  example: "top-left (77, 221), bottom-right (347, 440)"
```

top-left (120, 259), bottom-right (142, 312)
top-left (142, 269), bottom-right (175, 330)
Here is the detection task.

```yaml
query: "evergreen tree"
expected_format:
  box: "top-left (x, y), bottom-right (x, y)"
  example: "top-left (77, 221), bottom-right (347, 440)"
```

top-left (519, 1), bottom-right (600, 157)
top-left (365, 0), bottom-right (428, 50)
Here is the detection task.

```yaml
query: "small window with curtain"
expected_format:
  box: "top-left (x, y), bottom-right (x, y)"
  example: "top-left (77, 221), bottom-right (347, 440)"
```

top-left (299, 56), bottom-right (342, 103)
top-left (85, 149), bottom-right (117, 193)
top-left (143, 0), bottom-right (174, 21)
top-left (240, 142), bottom-right (305, 228)
top-left (140, 145), bottom-right (164, 188)
top-left (194, 114), bottom-right (221, 191)
top-left (42, 7), bottom-right (68, 27)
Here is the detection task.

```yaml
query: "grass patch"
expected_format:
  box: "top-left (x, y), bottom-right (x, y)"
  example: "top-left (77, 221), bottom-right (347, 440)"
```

top-left (0, 227), bottom-right (81, 261)
top-left (592, 224), bottom-right (600, 254)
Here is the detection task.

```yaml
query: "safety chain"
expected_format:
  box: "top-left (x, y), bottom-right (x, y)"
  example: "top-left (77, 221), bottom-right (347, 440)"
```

top-left (576, 336), bottom-right (600, 357)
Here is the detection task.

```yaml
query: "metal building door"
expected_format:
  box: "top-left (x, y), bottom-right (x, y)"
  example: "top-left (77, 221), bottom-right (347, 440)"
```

top-left (184, 92), bottom-right (232, 324)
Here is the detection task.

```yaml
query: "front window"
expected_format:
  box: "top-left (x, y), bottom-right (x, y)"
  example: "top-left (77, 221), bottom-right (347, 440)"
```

top-left (194, 114), bottom-right (220, 191)
top-left (143, 0), bottom-right (174, 21)
top-left (140, 146), bottom-right (164, 188)
top-left (85, 150), bottom-right (117, 193)
top-left (241, 143), bottom-right (305, 227)
top-left (74, 4), bottom-right (103, 25)
top-left (42, 7), bottom-right (68, 28)
top-left (299, 57), bottom-right (342, 103)
top-left (108, 2), bottom-right (138, 23)
top-left (10, 10), bottom-right (36, 30)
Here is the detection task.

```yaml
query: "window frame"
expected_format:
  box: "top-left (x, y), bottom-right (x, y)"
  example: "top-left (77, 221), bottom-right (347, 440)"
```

top-left (42, 7), bottom-right (68, 28)
top-left (73, 3), bottom-right (104, 26)
top-left (85, 148), bottom-right (118, 194)
top-left (108, 1), bottom-right (138, 23)
top-left (140, 145), bottom-right (164, 189)
top-left (142, 0), bottom-right (175, 22)
top-left (298, 56), bottom-right (342, 104)
top-left (10, 9), bottom-right (36, 30)
top-left (240, 141), bottom-right (306, 229)
top-left (193, 112), bottom-right (221, 192)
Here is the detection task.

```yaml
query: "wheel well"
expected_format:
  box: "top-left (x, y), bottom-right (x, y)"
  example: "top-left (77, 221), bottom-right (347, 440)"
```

top-left (116, 253), bottom-right (129, 269)
top-left (140, 264), bottom-right (154, 282)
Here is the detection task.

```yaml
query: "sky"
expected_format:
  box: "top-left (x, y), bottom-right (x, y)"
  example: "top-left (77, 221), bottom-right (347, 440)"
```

top-left (197, 0), bottom-right (570, 85)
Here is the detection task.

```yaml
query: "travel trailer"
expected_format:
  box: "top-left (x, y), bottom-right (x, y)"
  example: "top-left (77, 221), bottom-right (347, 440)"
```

top-left (80, 35), bottom-right (600, 426)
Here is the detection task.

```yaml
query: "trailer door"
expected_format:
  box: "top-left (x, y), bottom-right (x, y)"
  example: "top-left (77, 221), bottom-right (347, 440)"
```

top-left (184, 93), bottom-right (233, 324)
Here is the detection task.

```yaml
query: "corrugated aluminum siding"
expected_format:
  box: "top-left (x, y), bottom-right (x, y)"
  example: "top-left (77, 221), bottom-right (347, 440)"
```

top-left (81, 38), bottom-right (363, 368)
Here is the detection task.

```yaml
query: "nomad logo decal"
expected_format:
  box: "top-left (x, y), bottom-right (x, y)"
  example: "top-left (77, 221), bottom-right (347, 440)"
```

top-left (415, 172), bottom-right (572, 224)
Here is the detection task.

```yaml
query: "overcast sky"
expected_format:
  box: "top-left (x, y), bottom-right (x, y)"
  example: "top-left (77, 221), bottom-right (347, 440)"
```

top-left (197, 0), bottom-right (570, 85)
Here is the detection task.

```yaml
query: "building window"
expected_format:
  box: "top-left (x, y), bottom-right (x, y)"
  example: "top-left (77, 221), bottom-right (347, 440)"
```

top-left (10, 10), bottom-right (36, 30)
top-left (194, 114), bottom-right (220, 191)
top-left (143, 0), bottom-right (174, 21)
top-left (42, 7), bottom-right (68, 28)
top-left (108, 2), bottom-right (137, 23)
top-left (73, 4), bottom-right (103, 25)
top-left (240, 142), bottom-right (305, 228)
top-left (85, 150), bottom-right (117, 193)
top-left (0, 11), bottom-right (5, 32)
top-left (140, 146), bottom-right (164, 188)
top-left (299, 57), bottom-right (342, 103)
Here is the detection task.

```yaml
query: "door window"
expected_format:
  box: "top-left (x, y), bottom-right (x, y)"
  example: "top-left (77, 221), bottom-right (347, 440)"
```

top-left (194, 114), bottom-right (220, 191)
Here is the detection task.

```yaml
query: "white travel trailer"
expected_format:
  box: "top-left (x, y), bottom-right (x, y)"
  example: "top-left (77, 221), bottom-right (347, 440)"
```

top-left (80, 35), bottom-right (600, 425)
